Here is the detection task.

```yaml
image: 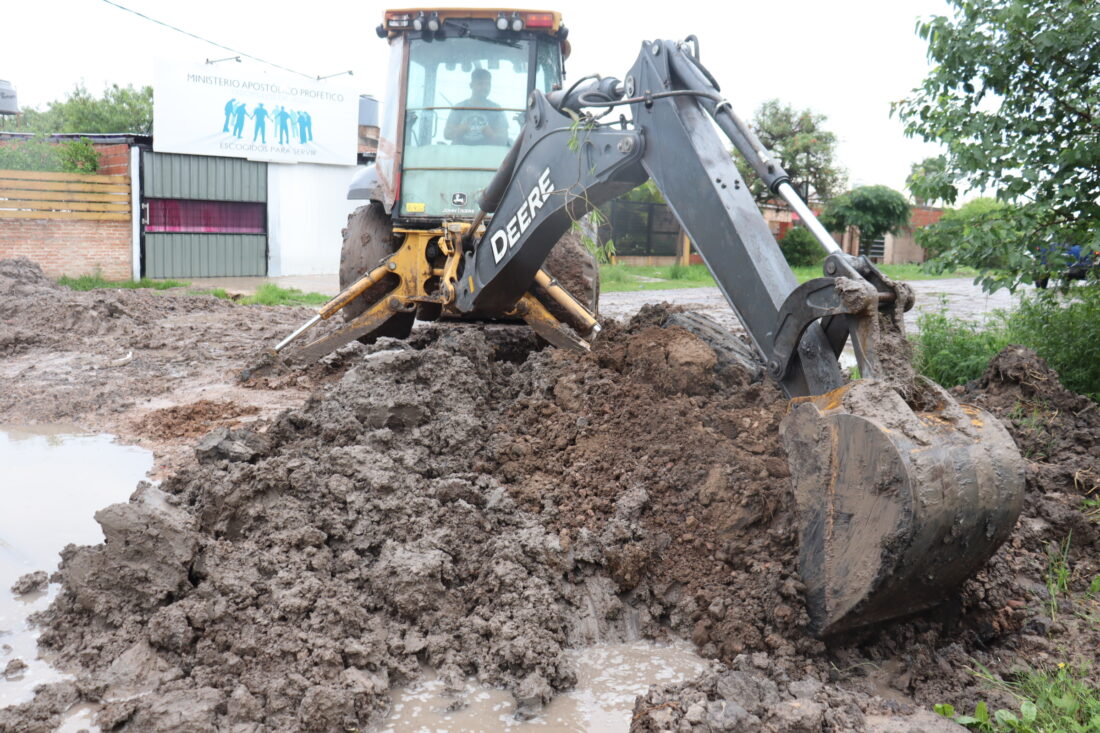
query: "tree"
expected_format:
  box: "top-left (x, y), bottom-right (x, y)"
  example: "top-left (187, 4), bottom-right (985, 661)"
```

top-left (7, 83), bottom-right (153, 135)
top-left (894, 0), bottom-right (1100, 292)
top-left (906, 156), bottom-right (956, 206)
top-left (734, 99), bottom-right (847, 204)
top-left (819, 185), bottom-right (911, 253)
top-left (916, 198), bottom-right (1023, 280)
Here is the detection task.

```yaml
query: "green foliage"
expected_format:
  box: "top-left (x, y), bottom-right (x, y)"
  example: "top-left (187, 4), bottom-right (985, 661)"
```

top-left (0, 135), bottom-right (100, 173)
top-left (936, 663), bottom-right (1100, 733)
top-left (0, 137), bottom-right (65, 171)
top-left (1006, 288), bottom-right (1100, 401)
top-left (819, 185), bottom-right (911, 249)
top-left (914, 288), bottom-right (1100, 400)
top-left (916, 198), bottom-right (1030, 291)
top-left (57, 138), bottom-right (100, 173)
top-left (913, 306), bottom-right (1011, 388)
top-left (58, 274), bottom-right (189, 291)
top-left (239, 283), bottom-right (329, 307)
top-left (894, 0), bottom-right (1100, 293)
top-left (1085, 497), bottom-right (1100, 526)
top-left (572, 210), bottom-right (616, 265)
top-left (8, 83), bottom-right (153, 134)
top-left (599, 264), bottom-right (632, 285)
top-left (733, 99), bottom-right (847, 203)
top-left (599, 264), bottom-right (715, 292)
top-left (623, 180), bottom-right (665, 204)
top-left (57, 274), bottom-right (327, 307)
top-left (1044, 534), bottom-right (1072, 621)
top-left (1007, 402), bottom-right (1058, 461)
top-left (779, 226), bottom-right (825, 268)
top-left (907, 156), bottom-right (956, 206)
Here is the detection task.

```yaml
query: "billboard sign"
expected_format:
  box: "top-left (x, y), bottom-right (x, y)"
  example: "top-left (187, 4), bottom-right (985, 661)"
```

top-left (153, 60), bottom-right (357, 166)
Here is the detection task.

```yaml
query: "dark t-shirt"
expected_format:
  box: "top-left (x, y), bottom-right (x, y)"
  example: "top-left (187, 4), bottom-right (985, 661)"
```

top-left (447, 99), bottom-right (507, 145)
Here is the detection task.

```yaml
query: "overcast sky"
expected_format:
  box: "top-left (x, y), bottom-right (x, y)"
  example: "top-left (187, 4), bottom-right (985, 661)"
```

top-left (4, 0), bottom-right (954, 195)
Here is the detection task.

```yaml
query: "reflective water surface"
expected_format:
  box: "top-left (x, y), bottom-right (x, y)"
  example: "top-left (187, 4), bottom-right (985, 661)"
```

top-left (0, 424), bottom-right (152, 723)
top-left (383, 640), bottom-right (709, 732)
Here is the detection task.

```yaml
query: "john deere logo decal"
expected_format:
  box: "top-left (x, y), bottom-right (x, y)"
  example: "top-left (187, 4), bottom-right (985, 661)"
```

top-left (451, 193), bottom-right (467, 207)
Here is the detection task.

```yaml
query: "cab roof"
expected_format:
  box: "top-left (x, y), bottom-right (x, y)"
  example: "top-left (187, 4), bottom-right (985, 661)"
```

top-left (382, 8), bottom-right (563, 34)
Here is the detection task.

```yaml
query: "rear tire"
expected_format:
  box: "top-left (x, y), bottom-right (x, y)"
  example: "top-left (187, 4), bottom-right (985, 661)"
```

top-left (339, 202), bottom-right (414, 341)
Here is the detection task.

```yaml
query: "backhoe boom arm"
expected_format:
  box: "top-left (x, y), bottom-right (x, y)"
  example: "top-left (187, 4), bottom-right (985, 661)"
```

top-left (458, 39), bottom-right (848, 397)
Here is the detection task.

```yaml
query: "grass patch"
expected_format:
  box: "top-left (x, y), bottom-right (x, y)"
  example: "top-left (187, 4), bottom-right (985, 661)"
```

top-left (238, 283), bottom-right (330, 307)
top-left (1007, 288), bottom-right (1100, 401)
top-left (935, 663), bottom-right (1100, 732)
top-left (59, 274), bottom-right (190, 291)
top-left (1044, 534), bottom-right (1073, 621)
top-left (913, 307), bottom-right (1011, 388)
top-left (788, 263), bottom-right (977, 284)
top-left (58, 273), bottom-right (328, 308)
top-left (599, 261), bottom-right (974, 293)
top-left (913, 287), bottom-right (1100, 399)
top-left (600, 263), bottom-right (717, 292)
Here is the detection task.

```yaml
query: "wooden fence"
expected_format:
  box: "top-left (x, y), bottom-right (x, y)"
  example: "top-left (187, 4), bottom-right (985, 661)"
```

top-left (0, 169), bottom-right (131, 221)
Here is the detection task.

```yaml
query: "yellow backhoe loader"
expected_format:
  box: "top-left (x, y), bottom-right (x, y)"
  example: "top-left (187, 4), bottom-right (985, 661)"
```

top-left (272, 8), bottom-right (1025, 637)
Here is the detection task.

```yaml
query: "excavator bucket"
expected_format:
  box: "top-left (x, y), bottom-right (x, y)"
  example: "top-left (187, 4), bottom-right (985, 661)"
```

top-left (780, 378), bottom-right (1025, 637)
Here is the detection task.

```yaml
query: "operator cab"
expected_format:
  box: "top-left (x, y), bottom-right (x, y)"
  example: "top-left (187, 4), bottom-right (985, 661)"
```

top-left (374, 8), bottom-right (568, 223)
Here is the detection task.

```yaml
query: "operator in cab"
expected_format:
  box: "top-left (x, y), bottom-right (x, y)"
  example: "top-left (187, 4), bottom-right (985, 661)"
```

top-left (444, 68), bottom-right (508, 145)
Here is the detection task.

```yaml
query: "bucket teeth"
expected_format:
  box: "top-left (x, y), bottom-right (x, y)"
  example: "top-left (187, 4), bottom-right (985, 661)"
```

top-left (780, 378), bottom-right (1025, 637)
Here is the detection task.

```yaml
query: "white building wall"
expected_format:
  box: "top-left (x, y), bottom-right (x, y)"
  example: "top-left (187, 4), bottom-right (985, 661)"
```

top-left (266, 163), bottom-right (361, 276)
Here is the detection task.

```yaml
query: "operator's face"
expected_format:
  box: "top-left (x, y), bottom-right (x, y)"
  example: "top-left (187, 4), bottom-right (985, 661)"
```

top-left (472, 77), bottom-right (491, 99)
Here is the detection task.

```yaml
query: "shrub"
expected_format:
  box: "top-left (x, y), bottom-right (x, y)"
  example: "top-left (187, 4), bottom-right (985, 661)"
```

top-left (0, 137), bottom-right (64, 171)
top-left (1008, 287), bottom-right (1100, 401)
top-left (914, 287), bottom-right (1100, 400)
top-left (779, 226), bottom-right (825, 268)
top-left (913, 306), bottom-right (1010, 388)
top-left (0, 136), bottom-right (100, 173)
top-left (57, 138), bottom-right (100, 173)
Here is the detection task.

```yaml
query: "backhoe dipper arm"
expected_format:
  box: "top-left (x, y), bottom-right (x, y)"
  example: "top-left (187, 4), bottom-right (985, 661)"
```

top-left (456, 39), bottom-right (847, 398)
top-left (457, 38), bottom-right (1025, 639)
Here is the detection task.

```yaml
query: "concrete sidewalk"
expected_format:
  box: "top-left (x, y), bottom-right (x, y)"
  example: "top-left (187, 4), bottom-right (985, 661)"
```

top-left (185, 274), bottom-right (341, 297)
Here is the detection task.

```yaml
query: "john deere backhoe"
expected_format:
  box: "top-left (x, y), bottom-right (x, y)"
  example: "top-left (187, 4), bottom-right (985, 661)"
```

top-left (273, 8), bottom-right (1025, 637)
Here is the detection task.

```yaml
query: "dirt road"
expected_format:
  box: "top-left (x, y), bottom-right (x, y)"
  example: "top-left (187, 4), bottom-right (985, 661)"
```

top-left (600, 278), bottom-right (1021, 334)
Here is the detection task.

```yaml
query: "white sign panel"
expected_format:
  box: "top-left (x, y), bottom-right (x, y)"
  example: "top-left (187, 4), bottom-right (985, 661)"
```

top-left (153, 60), bottom-right (357, 166)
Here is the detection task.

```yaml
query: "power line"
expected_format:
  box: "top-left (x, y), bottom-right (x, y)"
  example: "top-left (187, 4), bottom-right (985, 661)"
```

top-left (99, 0), bottom-right (316, 80)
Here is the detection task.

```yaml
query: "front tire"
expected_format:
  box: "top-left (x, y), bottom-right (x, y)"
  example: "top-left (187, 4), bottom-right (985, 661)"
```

top-left (339, 202), bottom-right (415, 341)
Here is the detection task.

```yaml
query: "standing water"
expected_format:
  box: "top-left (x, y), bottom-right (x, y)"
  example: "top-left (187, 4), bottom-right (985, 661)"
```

top-left (0, 425), bottom-right (152, 721)
top-left (383, 640), bottom-right (710, 732)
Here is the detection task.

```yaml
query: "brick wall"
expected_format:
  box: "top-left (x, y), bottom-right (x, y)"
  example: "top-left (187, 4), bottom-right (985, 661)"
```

top-left (94, 144), bottom-right (131, 176)
top-left (0, 217), bottom-right (132, 279)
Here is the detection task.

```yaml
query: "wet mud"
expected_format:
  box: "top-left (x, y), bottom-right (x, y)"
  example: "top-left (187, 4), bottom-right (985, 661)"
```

top-left (1, 257), bottom-right (1098, 732)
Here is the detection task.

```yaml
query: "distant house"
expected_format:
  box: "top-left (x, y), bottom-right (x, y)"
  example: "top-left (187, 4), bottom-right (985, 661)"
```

top-left (831, 204), bottom-right (945, 264)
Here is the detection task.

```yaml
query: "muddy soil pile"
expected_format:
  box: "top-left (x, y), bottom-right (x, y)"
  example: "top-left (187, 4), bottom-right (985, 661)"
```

top-left (630, 345), bottom-right (1100, 732)
top-left (0, 324), bottom-right (660, 732)
top-left (0, 257), bottom-right (333, 473)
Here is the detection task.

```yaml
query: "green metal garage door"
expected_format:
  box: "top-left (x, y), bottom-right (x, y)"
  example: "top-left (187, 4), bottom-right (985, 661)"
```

top-left (142, 152), bottom-right (268, 278)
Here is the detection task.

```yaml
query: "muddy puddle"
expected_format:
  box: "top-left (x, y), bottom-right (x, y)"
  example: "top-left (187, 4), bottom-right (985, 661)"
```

top-left (0, 424), bottom-right (152, 718)
top-left (383, 641), bottom-right (709, 732)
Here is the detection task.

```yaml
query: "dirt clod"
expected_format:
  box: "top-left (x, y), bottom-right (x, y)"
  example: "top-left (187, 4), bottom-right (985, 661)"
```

top-left (10, 571), bottom-right (48, 596)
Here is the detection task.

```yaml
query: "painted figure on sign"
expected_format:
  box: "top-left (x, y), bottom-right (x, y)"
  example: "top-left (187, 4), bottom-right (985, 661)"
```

top-left (232, 102), bottom-right (248, 138)
top-left (300, 111), bottom-right (313, 143)
top-left (251, 103), bottom-right (270, 144)
top-left (275, 106), bottom-right (292, 145)
top-left (223, 98), bottom-right (237, 132)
